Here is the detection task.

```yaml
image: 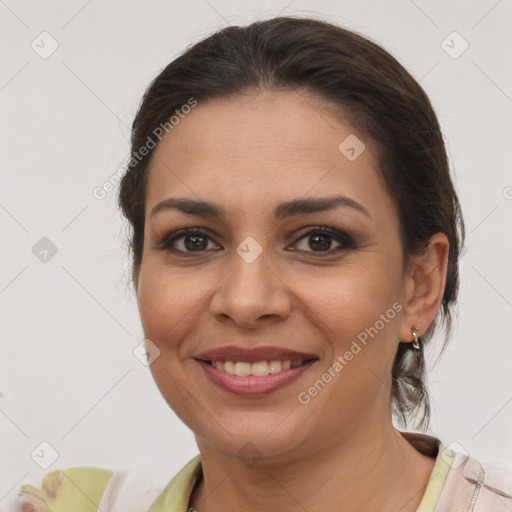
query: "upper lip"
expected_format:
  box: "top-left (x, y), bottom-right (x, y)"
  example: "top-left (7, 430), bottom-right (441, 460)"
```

top-left (194, 345), bottom-right (318, 363)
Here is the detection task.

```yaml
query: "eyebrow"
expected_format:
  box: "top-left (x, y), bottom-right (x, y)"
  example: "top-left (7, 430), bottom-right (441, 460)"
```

top-left (150, 195), bottom-right (372, 220)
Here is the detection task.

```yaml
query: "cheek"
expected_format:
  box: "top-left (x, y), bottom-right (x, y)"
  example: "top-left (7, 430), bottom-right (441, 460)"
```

top-left (137, 270), bottom-right (169, 341)
top-left (297, 261), bottom-right (402, 378)
top-left (303, 271), bottom-right (401, 407)
top-left (136, 265), bottom-right (202, 410)
top-left (136, 261), bottom-right (214, 351)
top-left (301, 261), bottom-right (400, 328)
top-left (136, 264), bottom-right (182, 344)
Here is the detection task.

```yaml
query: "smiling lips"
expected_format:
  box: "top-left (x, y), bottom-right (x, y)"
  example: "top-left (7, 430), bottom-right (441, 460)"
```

top-left (194, 345), bottom-right (318, 375)
top-left (194, 345), bottom-right (319, 395)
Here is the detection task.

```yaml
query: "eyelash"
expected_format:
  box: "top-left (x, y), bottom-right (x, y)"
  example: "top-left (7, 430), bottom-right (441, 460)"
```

top-left (153, 226), bottom-right (357, 257)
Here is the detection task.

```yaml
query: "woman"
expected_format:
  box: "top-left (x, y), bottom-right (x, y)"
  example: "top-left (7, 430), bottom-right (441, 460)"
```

top-left (15, 15), bottom-right (512, 512)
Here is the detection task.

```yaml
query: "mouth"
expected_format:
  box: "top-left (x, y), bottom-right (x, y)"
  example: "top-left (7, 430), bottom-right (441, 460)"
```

top-left (193, 357), bottom-right (319, 396)
top-left (192, 345), bottom-right (320, 395)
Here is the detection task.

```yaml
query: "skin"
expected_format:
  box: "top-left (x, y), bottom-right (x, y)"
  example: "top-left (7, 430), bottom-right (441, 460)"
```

top-left (134, 89), bottom-right (449, 512)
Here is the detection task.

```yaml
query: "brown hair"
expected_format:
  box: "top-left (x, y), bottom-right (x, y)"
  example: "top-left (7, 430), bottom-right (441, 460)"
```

top-left (118, 15), bottom-right (466, 431)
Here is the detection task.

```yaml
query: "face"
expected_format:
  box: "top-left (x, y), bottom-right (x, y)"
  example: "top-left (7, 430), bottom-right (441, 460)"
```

top-left (135, 90), bottom-right (412, 463)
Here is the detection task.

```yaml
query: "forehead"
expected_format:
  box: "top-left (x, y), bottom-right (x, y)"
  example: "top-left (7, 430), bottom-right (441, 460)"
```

top-left (145, 90), bottom-right (389, 221)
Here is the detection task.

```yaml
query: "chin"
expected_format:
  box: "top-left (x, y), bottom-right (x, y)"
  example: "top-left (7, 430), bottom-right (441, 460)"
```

top-left (196, 422), bottom-right (305, 464)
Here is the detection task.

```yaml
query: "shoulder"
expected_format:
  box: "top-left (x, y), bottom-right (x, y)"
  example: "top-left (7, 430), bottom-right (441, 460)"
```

top-left (476, 458), bottom-right (512, 511)
top-left (435, 448), bottom-right (512, 511)
top-left (12, 466), bottom-right (162, 512)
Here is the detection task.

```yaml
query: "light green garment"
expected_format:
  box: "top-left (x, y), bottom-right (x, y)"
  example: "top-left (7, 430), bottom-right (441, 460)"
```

top-left (416, 442), bottom-right (455, 511)
top-left (148, 454), bottom-right (202, 512)
top-left (19, 466), bottom-right (114, 512)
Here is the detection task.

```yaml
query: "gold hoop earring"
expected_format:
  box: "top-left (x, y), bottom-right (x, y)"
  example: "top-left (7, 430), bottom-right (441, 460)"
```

top-left (411, 324), bottom-right (421, 352)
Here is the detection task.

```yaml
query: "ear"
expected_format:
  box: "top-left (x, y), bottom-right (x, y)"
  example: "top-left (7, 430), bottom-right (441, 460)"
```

top-left (399, 232), bottom-right (449, 344)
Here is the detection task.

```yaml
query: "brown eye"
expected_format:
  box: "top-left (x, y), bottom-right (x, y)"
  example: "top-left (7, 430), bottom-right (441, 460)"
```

top-left (291, 226), bottom-right (356, 255)
top-left (180, 233), bottom-right (209, 252)
top-left (154, 229), bottom-right (220, 254)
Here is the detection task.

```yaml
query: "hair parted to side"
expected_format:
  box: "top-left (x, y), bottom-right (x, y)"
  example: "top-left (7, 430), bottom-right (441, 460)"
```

top-left (117, 15), bottom-right (466, 431)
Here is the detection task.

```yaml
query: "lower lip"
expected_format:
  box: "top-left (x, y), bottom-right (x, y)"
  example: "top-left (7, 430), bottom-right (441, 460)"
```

top-left (195, 359), bottom-right (317, 396)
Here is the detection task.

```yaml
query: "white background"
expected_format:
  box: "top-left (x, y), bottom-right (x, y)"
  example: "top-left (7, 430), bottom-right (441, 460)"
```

top-left (1, 0), bottom-right (511, 509)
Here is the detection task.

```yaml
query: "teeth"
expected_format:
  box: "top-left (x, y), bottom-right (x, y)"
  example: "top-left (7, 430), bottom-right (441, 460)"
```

top-left (211, 359), bottom-right (303, 376)
top-left (223, 361), bottom-right (235, 375)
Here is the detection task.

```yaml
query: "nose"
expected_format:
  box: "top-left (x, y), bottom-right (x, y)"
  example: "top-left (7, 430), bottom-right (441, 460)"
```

top-left (209, 247), bottom-right (292, 329)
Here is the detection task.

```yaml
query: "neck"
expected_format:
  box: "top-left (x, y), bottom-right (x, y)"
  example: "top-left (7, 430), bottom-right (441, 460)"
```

top-left (189, 421), bottom-right (437, 512)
